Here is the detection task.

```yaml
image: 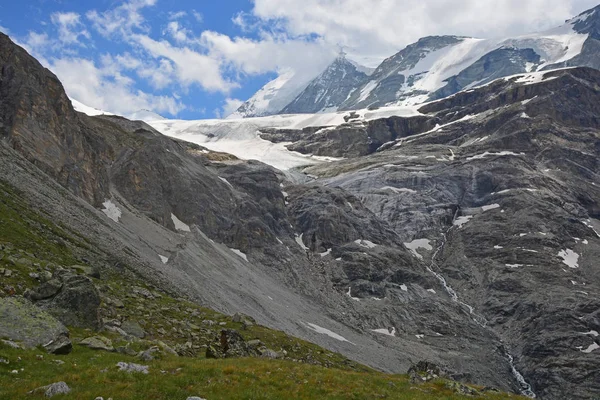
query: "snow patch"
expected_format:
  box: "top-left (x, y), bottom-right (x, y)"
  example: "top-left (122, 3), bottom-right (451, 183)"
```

top-left (400, 284), bottom-right (408, 292)
top-left (354, 239), bottom-right (378, 249)
top-left (320, 248), bottom-right (332, 258)
top-left (482, 204), bottom-right (501, 212)
top-left (171, 213), bottom-right (191, 232)
top-left (218, 177), bottom-right (233, 188)
top-left (230, 249), bottom-right (248, 262)
top-left (102, 200), bottom-right (122, 223)
top-left (403, 239), bottom-right (433, 260)
top-left (453, 216), bottom-right (473, 228)
top-left (158, 255), bottom-right (169, 264)
top-left (372, 327), bottom-right (396, 337)
top-left (581, 343), bottom-right (599, 353)
top-left (305, 322), bottom-right (354, 344)
top-left (295, 234), bottom-right (309, 251)
top-left (558, 249), bottom-right (579, 269)
top-left (346, 287), bottom-right (360, 302)
top-left (466, 151), bottom-right (524, 161)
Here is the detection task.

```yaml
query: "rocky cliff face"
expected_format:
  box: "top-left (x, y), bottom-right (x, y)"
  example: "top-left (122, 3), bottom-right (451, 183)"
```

top-left (1, 30), bottom-right (600, 400)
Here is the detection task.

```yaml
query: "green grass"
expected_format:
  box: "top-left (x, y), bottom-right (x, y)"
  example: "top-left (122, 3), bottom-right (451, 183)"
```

top-left (0, 342), bottom-right (522, 400)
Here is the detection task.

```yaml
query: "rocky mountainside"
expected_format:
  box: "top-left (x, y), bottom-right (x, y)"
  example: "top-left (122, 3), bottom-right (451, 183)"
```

top-left (281, 55), bottom-right (369, 114)
top-left (1, 23), bottom-right (600, 400)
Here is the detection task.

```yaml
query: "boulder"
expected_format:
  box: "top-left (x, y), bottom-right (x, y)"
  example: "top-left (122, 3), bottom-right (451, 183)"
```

top-left (80, 336), bottom-right (114, 352)
top-left (205, 329), bottom-right (256, 359)
top-left (408, 361), bottom-right (446, 384)
top-left (28, 382), bottom-right (71, 398)
top-left (0, 297), bottom-right (69, 349)
top-left (43, 334), bottom-right (73, 355)
top-left (34, 271), bottom-right (101, 329)
top-left (26, 279), bottom-right (63, 301)
top-left (116, 361), bottom-right (149, 374)
top-left (121, 320), bottom-right (145, 339)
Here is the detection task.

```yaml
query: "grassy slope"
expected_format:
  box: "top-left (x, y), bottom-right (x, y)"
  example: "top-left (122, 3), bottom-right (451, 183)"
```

top-left (0, 179), bottom-right (523, 399)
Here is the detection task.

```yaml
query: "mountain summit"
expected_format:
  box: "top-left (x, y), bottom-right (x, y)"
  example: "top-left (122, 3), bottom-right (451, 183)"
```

top-left (281, 54), bottom-right (370, 114)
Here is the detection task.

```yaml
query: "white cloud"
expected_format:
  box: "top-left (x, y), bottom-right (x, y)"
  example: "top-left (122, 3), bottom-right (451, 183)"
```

top-left (199, 31), bottom-right (334, 78)
top-left (250, 0), bottom-right (600, 63)
top-left (51, 12), bottom-right (90, 44)
top-left (0, 25), bottom-right (9, 34)
top-left (133, 34), bottom-right (237, 93)
top-left (168, 11), bottom-right (187, 20)
top-left (48, 57), bottom-right (185, 116)
top-left (164, 21), bottom-right (192, 43)
top-left (86, 0), bottom-right (157, 38)
top-left (192, 10), bottom-right (204, 23)
top-left (22, 31), bottom-right (51, 53)
top-left (215, 98), bottom-right (244, 118)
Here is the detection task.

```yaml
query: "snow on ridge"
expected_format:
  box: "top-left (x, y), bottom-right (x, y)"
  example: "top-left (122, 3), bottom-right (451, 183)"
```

top-left (102, 200), bottom-right (122, 223)
top-left (230, 248), bottom-right (248, 262)
top-left (71, 98), bottom-right (114, 117)
top-left (171, 213), bottom-right (191, 232)
top-left (481, 204), bottom-right (501, 212)
top-left (466, 151), bottom-right (524, 161)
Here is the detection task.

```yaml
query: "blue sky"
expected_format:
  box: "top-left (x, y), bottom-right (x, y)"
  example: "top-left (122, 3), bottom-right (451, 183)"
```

top-left (0, 0), bottom-right (598, 119)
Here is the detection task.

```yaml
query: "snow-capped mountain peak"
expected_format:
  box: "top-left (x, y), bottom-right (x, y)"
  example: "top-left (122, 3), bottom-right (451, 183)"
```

top-left (227, 69), bottom-right (317, 119)
top-left (281, 55), bottom-right (370, 114)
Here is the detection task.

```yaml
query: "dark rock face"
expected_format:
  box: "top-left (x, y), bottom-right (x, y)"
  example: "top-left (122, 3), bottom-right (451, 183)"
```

top-left (282, 56), bottom-right (368, 114)
top-left (0, 33), bottom-right (110, 206)
top-left (260, 115), bottom-right (436, 158)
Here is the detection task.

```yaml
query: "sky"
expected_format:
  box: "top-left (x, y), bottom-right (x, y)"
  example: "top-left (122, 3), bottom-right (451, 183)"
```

top-left (0, 0), bottom-right (598, 120)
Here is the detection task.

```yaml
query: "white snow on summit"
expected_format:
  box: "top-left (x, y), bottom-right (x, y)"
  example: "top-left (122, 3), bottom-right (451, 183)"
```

top-left (228, 70), bottom-right (314, 119)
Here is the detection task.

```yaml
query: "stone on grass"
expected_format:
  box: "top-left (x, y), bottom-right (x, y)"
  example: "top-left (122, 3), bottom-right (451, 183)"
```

top-left (28, 382), bottom-right (71, 398)
top-left (80, 336), bottom-right (114, 352)
top-left (116, 361), bottom-right (149, 374)
top-left (43, 334), bottom-right (72, 355)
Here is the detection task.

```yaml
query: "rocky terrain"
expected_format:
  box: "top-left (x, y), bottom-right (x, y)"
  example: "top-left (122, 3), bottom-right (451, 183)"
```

top-left (1, 13), bottom-right (600, 400)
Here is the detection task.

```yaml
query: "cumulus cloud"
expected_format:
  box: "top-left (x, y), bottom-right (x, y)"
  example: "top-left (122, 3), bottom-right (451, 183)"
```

top-left (49, 56), bottom-right (185, 116)
top-left (250, 0), bottom-right (600, 63)
top-left (86, 0), bottom-right (157, 37)
top-left (51, 12), bottom-right (90, 45)
top-left (133, 34), bottom-right (237, 92)
top-left (164, 21), bottom-right (192, 43)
